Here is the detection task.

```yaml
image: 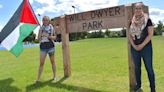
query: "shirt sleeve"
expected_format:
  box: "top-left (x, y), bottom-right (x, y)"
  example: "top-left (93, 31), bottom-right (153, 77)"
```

top-left (50, 24), bottom-right (55, 36)
top-left (147, 18), bottom-right (153, 27)
top-left (38, 26), bottom-right (43, 40)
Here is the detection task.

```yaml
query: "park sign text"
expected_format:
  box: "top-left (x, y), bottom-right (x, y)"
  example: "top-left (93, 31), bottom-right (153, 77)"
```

top-left (66, 5), bottom-right (126, 33)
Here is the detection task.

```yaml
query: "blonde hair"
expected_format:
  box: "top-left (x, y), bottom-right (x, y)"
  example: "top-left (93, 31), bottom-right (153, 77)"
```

top-left (42, 16), bottom-right (50, 21)
top-left (135, 2), bottom-right (144, 8)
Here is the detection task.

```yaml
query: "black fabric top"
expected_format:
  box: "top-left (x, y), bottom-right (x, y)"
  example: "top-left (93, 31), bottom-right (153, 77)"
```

top-left (133, 18), bottom-right (153, 45)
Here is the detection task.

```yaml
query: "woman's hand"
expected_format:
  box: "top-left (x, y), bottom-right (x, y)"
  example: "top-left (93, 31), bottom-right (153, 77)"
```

top-left (131, 43), bottom-right (138, 51)
top-left (135, 26), bottom-right (154, 51)
top-left (135, 43), bottom-right (145, 51)
top-left (42, 32), bottom-right (49, 37)
top-left (48, 36), bottom-right (56, 40)
top-left (130, 41), bottom-right (145, 51)
top-left (128, 33), bottom-right (139, 51)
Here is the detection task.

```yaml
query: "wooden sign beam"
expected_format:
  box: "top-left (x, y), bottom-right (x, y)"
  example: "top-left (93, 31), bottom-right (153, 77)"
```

top-left (125, 5), bottom-right (136, 91)
top-left (60, 16), bottom-right (71, 77)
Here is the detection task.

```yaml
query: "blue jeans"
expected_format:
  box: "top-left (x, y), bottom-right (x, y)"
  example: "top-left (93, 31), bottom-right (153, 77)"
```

top-left (131, 44), bottom-right (155, 90)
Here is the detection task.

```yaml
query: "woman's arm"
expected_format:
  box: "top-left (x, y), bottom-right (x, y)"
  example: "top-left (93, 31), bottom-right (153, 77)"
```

top-left (136, 26), bottom-right (154, 51)
top-left (38, 29), bottom-right (42, 41)
top-left (48, 26), bottom-right (56, 40)
top-left (48, 35), bottom-right (56, 40)
top-left (128, 31), bottom-right (137, 50)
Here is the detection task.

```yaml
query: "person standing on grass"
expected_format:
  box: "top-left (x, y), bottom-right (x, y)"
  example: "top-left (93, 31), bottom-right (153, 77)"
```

top-left (36, 16), bottom-right (56, 82)
top-left (128, 2), bottom-right (156, 92)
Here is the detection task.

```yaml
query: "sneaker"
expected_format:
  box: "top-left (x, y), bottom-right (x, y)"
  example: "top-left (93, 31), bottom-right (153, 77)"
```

top-left (53, 77), bottom-right (57, 81)
top-left (151, 88), bottom-right (156, 92)
top-left (135, 88), bottom-right (143, 92)
top-left (51, 77), bottom-right (57, 82)
top-left (34, 80), bottom-right (41, 83)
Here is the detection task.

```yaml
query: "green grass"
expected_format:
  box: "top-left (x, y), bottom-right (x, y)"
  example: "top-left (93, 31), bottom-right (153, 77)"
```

top-left (0, 36), bottom-right (164, 92)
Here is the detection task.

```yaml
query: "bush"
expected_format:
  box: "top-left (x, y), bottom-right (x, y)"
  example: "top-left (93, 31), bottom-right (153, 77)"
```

top-left (33, 39), bottom-right (39, 43)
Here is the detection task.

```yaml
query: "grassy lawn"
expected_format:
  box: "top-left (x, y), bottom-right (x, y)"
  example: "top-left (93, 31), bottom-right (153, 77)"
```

top-left (0, 36), bottom-right (164, 92)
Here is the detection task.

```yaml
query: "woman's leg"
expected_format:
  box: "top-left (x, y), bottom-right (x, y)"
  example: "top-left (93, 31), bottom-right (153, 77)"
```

top-left (36, 50), bottom-right (47, 81)
top-left (141, 45), bottom-right (155, 91)
top-left (131, 46), bottom-right (142, 89)
top-left (48, 48), bottom-right (56, 79)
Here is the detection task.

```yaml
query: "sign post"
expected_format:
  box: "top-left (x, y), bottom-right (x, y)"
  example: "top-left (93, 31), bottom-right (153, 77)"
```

top-left (125, 5), bottom-right (136, 91)
top-left (60, 16), bottom-right (71, 77)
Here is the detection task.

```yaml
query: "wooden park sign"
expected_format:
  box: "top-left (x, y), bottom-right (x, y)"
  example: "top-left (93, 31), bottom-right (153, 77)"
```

top-left (66, 5), bottom-right (125, 32)
top-left (53, 3), bottom-right (148, 91)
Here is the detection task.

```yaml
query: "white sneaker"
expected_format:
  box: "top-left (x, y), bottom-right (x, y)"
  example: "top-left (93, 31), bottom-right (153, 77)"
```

top-left (51, 77), bottom-right (57, 82)
top-left (136, 88), bottom-right (143, 92)
top-left (53, 77), bottom-right (57, 81)
top-left (34, 80), bottom-right (41, 83)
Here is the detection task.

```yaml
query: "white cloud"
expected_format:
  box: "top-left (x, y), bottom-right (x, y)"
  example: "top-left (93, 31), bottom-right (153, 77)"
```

top-left (73, 0), bottom-right (119, 13)
top-left (29, 0), bottom-right (34, 4)
top-left (34, 0), bottom-right (56, 15)
top-left (34, 0), bottom-right (119, 16)
top-left (149, 8), bottom-right (164, 24)
top-left (35, 0), bottom-right (55, 5)
top-left (33, 0), bottom-right (164, 25)
top-left (0, 4), bottom-right (3, 9)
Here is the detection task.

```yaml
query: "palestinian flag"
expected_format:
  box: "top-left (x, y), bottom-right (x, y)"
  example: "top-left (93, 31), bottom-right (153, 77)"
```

top-left (0, 0), bottom-right (39, 57)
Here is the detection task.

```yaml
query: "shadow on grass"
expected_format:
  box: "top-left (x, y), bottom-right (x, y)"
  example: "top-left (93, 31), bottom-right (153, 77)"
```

top-left (0, 78), bottom-right (21, 92)
top-left (26, 77), bottom-right (102, 92)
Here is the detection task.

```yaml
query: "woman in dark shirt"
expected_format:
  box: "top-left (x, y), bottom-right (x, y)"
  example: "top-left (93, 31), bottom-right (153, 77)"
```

top-left (128, 3), bottom-right (156, 92)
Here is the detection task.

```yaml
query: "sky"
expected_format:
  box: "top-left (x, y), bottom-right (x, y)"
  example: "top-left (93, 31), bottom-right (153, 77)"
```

top-left (0, 0), bottom-right (164, 32)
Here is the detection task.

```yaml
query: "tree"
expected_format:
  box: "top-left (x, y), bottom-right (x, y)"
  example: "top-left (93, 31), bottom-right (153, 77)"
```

top-left (97, 30), bottom-right (104, 38)
top-left (23, 32), bottom-right (36, 43)
top-left (121, 28), bottom-right (126, 37)
top-left (105, 29), bottom-right (110, 37)
top-left (155, 21), bottom-right (164, 35)
top-left (87, 30), bottom-right (105, 38)
top-left (69, 33), bottom-right (77, 41)
top-left (79, 32), bottom-right (87, 39)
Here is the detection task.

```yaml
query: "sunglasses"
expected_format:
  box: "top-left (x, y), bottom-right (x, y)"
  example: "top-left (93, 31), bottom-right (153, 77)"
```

top-left (43, 19), bottom-right (49, 21)
top-left (135, 7), bottom-right (142, 10)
